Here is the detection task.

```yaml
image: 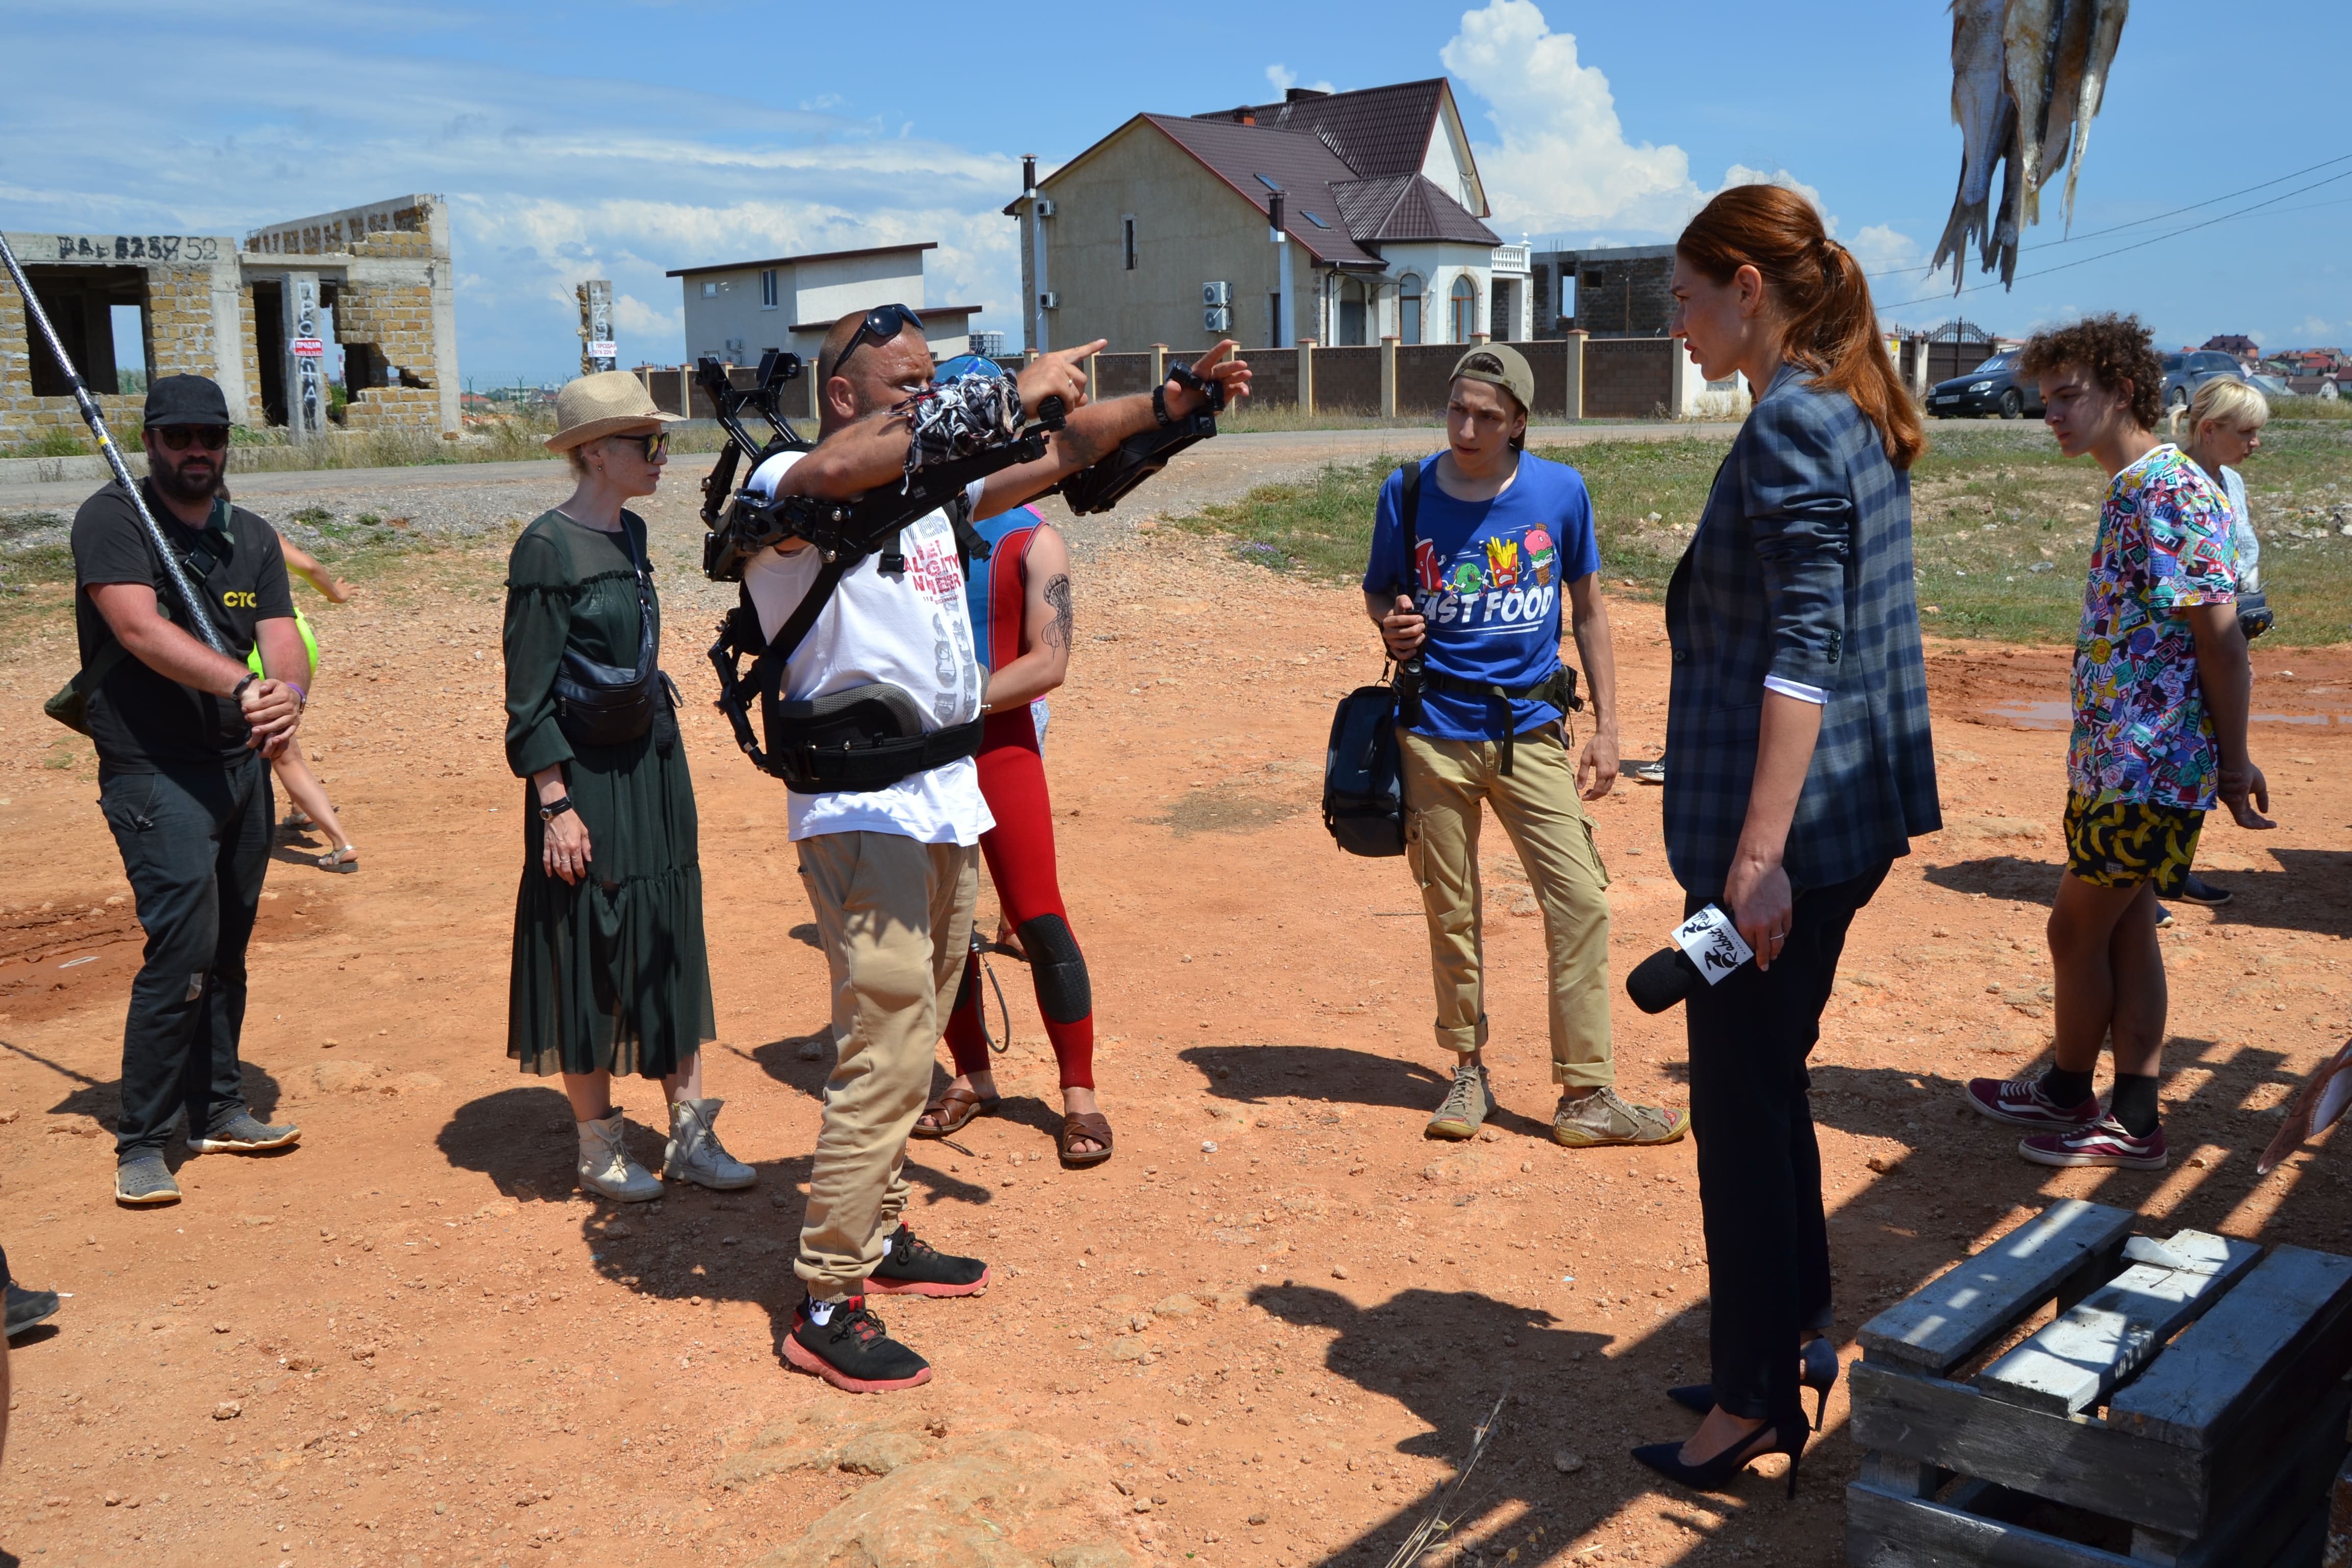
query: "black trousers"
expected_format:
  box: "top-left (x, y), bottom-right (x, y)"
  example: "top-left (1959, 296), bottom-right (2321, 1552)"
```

top-left (99, 756), bottom-right (272, 1160)
top-left (1684, 860), bottom-right (1889, 1422)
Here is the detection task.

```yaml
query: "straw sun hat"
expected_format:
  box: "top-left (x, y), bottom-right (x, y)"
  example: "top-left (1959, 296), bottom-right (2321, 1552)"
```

top-left (544, 370), bottom-right (681, 452)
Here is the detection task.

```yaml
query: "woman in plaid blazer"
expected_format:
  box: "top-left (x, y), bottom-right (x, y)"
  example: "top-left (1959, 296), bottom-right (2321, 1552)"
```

top-left (1634, 186), bottom-right (1942, 1496)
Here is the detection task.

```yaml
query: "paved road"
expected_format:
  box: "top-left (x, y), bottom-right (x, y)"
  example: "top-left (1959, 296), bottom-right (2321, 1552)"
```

top-left (0, 422), bottom-right (1751, 558)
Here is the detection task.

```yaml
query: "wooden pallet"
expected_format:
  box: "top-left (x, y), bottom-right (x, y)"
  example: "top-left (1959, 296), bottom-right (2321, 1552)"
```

top-left (1845, 1198), bottom-right (2352, 1568)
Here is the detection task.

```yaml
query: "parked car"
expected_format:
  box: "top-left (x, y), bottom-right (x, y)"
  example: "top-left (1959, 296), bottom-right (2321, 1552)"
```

top-left (2162, 350), bottom-right (2245, 413)
top-left (1925, 350), bottom-right (2043, 419)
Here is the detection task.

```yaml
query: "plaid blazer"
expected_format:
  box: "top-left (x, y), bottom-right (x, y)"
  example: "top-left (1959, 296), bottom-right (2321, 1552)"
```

top-left (1661, 364), bottom-right (1942, 897)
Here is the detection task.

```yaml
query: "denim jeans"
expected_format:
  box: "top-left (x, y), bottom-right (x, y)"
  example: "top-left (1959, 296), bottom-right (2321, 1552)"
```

top-left (99, 755), bottom-right (272, 1159)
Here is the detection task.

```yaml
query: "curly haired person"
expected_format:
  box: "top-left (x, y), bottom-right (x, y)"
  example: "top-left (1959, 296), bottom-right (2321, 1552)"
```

top-left (1967, 314), bottom-right (2274, 1170)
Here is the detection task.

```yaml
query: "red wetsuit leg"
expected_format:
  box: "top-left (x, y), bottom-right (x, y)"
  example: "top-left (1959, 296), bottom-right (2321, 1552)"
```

top-left (955, 705), bottom-right (1095, 1090)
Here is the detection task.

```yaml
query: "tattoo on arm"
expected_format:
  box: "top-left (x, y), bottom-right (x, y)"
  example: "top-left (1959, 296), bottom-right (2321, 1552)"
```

top-left (1043, 574), bottom-right (1074, 652)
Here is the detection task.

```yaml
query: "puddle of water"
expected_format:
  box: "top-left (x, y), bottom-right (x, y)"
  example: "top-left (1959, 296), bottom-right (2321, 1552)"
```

top-left (1984, 699), bottom-right (2352, 730)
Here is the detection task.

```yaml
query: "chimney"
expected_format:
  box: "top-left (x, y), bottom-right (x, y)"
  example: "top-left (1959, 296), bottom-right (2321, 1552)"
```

top-left (1267, 190), bottom-right (1286, 240)
top-left (1021, 155), bottom-right (1037, 197)
top-left (1230, 107), bottom-right (1256, 126)
top-left (1284, 87), bottom-right (1329, 102)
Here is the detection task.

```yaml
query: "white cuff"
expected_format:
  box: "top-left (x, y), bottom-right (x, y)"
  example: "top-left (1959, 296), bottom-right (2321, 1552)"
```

top-left (1762, 674), bottom-right (1828, 705)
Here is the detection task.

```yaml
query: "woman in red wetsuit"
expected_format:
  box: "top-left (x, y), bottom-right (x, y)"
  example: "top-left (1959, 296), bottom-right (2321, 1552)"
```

top-left (911, 497), bottom-right (1111, 1166)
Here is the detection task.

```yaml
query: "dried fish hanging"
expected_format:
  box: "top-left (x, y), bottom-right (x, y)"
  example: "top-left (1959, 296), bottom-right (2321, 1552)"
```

top-left (1931, 0), bottom-right (2129, 290)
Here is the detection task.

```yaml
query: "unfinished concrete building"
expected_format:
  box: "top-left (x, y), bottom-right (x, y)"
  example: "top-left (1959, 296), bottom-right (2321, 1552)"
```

top-left (1, 194), bottom-right (458, 449)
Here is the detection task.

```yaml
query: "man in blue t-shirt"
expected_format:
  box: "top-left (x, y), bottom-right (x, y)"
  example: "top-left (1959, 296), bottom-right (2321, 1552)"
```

top-left (1361, 345), bottom-right (1686, 1151)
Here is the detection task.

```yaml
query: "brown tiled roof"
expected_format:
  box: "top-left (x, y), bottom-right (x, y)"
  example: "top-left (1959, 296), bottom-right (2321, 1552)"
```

top-left (1143, 114), bottom-right (1384, 267)
top-left (1192, 80), bottom-right (1449, 184)
top-left (1330, 173), bottom-right (1499, 246)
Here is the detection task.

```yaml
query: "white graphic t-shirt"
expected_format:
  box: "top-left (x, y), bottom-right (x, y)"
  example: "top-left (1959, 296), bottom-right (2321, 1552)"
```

top-left (741, 451), bottom-right (994, 846)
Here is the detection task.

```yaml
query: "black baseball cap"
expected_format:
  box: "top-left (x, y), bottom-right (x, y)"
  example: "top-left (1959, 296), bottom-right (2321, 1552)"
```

top-left (143, 374), bottom-right (232, 428)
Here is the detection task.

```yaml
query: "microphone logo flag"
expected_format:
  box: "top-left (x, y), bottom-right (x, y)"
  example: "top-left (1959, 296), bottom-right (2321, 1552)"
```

top-left (1671, 905), bottom-right (1754, 986)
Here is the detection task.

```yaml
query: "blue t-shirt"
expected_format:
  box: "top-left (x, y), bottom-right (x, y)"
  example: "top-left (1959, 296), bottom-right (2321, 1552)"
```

top-left (1360, 453), bottom-right (1602, 741)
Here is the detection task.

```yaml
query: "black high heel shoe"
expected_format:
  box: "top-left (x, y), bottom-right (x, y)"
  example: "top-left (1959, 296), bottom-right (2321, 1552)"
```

top-left (1665, 1337), bottom-right (1841, 1431)
top-left (1631, 1408), bottom-right (1808, 1499)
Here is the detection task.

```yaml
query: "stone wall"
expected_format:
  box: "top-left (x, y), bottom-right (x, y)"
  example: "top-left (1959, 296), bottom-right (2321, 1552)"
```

top-left (335, 279), bottom-right (442, 430)
top-left (1583, 337), bottom-right (1674, 419)
top-left (0, 267), bottom-right (163, 442)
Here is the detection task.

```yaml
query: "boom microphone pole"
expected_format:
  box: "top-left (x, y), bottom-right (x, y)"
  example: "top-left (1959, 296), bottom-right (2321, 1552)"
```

top-left (0, 231), bottom-right (232, 656)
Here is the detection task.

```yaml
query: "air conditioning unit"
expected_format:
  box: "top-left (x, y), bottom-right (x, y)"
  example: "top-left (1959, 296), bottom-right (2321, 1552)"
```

top-left (1202, 280), bottom-right (1231, 307)
top-left (1038, 291), bottom-right (1060, 310)
top-left (1204, 306), bottom-right (1232, 332)
top-left (1035, 199), bottom-right (1057, 218)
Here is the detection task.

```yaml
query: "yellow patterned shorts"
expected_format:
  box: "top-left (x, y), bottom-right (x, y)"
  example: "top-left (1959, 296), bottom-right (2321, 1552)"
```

top-left (2062, 792), bottom-right (2206, 889)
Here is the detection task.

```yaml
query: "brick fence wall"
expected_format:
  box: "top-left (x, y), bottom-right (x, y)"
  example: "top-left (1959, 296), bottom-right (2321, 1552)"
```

top-left (1583, 338), bottom-right (1674, 419)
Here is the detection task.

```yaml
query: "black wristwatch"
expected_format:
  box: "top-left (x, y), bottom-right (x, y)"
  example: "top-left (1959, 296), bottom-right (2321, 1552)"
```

top-left (538, 796), bottom-right (574, 823)
top-left (230, 673), bottom-right (258, 702)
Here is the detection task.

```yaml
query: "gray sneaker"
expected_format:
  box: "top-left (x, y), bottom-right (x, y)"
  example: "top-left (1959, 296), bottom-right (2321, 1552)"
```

top-left (1552, 1086), bottom-right (1690, 1148)
top-left (115, 1155), bottom-right (182, 1206)
top-left (188, 1112), bottom-right (302, 1154)
top-left (1425, 1062), bottom-right (1496, 1141)
top-left (664, 1097), bottom-right (756, 1190)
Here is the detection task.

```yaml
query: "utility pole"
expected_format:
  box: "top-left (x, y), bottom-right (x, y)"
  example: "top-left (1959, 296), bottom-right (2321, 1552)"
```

top-left (1268, 190), bottom-right (1288, 350)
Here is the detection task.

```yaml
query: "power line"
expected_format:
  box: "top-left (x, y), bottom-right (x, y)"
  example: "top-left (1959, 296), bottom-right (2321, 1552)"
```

top-left (1879, 163), bottom-right (2352, 313)
top-left (1869, 149), bottom-right (2352, 282)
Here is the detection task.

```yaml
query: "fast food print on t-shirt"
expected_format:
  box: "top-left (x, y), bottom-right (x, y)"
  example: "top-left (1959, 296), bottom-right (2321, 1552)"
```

top-left (1415, 530), bottom-right (1558, 634)
top-left (1525, 528), bottom-right (1557, 587)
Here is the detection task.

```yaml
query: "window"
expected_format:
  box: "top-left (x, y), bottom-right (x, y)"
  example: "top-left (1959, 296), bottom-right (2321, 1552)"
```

top-left (760, 269), bottom-right (778, 310)
top-left (1450, 275), bottom-right (1477, 343)
top-left (1254, 173), bottom-right (1281, 191)
top-left (1559, 273), bottom-right (1576, 321)
top-left (1302, 211), bottom-right (1330, 229)
top-left (1123, 215), bottom-right (1136, 272)
top-left (1399, 273), bottom-right (1423, 345)
top-left (701, 281), bottom-right (719, 299)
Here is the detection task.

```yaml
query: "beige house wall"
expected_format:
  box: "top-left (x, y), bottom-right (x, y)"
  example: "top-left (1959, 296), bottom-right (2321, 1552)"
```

top-left (1022, 121), bottom-right (1285, 354)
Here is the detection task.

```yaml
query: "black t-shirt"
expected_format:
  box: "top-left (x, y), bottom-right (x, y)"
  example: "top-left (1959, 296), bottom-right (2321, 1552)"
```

top-left (70, 480), bottom-right (295, 771)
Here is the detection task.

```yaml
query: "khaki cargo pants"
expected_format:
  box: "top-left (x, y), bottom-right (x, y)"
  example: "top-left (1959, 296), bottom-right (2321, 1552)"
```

top-left (1401, 724), bottom-right (1615, 1088)
top-left (794, 830), bottom-right (978, 1300)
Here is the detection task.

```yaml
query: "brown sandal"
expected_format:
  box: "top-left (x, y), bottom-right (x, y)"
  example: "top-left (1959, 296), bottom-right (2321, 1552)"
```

top-left (912, 1083), bottom-right (1000, 1139)
top-left (1059, 1111), bottom-right (1114, 1168)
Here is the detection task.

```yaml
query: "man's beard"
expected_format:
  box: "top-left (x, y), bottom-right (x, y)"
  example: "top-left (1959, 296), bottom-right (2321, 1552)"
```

top-left (151, 453), bottom-right (225, 504)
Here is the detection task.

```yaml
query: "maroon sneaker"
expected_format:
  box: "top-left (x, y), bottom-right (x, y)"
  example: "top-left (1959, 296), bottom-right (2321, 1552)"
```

top-left (2019, 1116), bottom-right (2168, 1171)
top-left (1965, 1073), bottom-right (2101, 1131)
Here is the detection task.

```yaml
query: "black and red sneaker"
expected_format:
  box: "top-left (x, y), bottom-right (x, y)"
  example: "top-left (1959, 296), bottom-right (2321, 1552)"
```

top-left (783, 1294), bottom-right (932, 1393)
top-left (865, 1223), bottom-right (991, 1298)
top-left (1965, 1073), bottom-right (2101, 1131)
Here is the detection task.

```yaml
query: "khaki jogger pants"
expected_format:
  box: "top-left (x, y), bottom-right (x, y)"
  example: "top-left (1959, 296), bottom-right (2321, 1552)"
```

top-left (794, 830), bottom-right (978, 1300)
top-left (1401, 724), bottom-right (1615, 1089)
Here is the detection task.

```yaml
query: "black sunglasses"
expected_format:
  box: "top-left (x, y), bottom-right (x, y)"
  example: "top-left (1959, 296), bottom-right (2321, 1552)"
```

top-left (829, 304), bottom-right (926, 378)
top-left (624, 431), bottom-right (670, 461)
top-left (157, 426), bottom-right (230, 452)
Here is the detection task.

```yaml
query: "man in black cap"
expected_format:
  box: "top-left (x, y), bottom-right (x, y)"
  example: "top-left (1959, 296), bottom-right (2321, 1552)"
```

top-left (70, 373), bottom-right (309, 1206)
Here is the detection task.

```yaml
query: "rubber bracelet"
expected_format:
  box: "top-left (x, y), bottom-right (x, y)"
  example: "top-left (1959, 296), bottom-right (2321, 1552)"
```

top-left (231, 673), bottom-right (258, 702)
top-left (286, 682), bottom-right (308, 708)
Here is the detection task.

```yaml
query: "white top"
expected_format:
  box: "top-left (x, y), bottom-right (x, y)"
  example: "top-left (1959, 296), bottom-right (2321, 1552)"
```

top-left (741, 450), bottom-right (994, 846)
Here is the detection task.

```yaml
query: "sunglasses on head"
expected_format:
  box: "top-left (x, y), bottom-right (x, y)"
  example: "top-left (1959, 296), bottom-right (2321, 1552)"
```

top-left (157, 426), bottom-right (229, 452)
top-left (829, 304), bottom-right (927, 379)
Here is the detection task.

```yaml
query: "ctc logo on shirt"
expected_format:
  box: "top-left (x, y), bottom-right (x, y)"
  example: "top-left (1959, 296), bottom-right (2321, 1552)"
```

top-left (221, 590), bottom-right (257, 609)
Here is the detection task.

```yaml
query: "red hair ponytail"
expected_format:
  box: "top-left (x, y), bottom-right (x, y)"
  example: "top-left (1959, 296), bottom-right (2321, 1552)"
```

top-left (1677, 185), bottom-right (1925, 471)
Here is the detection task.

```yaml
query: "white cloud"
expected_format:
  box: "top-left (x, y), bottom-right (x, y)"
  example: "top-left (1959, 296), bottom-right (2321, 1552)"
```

top-left (2298, 317), bottom-right (2333, 339)
top-left (1850, 223), bottom-right (1924, 277)
top-left (1443, 1), bottom-right (1842, 244)
top-left (1265, 64), bottom-right (1334, 95)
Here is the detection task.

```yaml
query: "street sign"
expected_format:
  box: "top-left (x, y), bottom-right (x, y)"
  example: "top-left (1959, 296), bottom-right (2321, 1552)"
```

top-left (587, 341), bottom-right (617, 360)
top-left (291, 338), bottom-right (325, 358)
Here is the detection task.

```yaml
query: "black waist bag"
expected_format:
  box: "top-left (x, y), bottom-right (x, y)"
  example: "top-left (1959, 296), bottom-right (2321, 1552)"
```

top-left (552, 521), bottom-right (674, 751)
top-left (760, 680), bottom-right (984, 794)
top-left (1324, 679), bottom-right (1407, 856)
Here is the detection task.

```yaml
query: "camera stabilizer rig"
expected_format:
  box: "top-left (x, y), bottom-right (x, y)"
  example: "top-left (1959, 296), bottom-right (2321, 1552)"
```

top-left (695, 350), bottom-right (811, 575)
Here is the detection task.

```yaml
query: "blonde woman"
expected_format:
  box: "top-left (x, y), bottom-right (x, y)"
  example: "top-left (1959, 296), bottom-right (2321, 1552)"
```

top-left (257, 541), bottom-right (358, 870)
top-left (503, 372), bottom-right (751, 1202)
top-left (2159, 376), bottom-right (2272, 910)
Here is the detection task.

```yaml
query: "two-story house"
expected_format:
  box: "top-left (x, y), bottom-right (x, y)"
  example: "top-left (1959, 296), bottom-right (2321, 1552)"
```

top-left (1007, 80), bottom-right (1529, 354)
top-left (665, 241), bottom-right (979, 369)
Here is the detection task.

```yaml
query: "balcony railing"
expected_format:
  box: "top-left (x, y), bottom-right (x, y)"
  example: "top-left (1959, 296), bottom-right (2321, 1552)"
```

top-left (1490, 243), bottom-right (1531, 275)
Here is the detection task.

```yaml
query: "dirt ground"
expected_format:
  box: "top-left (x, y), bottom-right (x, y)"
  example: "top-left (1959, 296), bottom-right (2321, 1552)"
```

top-left (1, 453), bottom-right (2348, 1568)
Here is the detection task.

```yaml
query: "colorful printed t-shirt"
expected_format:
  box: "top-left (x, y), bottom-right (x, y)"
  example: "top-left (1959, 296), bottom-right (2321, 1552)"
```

top-left (1361, 453), bottom-right (1602, 741)
top-left (2068, 444), bottom-right (2238, 810)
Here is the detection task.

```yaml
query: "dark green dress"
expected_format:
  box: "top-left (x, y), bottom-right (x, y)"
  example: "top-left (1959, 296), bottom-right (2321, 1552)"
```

top-left (503, 508), bottom-right (714, 1077)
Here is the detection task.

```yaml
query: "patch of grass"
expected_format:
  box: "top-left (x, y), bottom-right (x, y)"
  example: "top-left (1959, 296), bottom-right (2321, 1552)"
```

top-left (9, 428), bottom-right (91, 458)
top-left (1175, 419), bottom-right (2352, 646)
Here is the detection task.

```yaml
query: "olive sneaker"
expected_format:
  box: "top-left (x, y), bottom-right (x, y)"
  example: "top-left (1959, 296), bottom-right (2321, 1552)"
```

top-left (1425, 1062), bottom-right (1496, 1141)
top-left (783, 1294), bottom-right (933, 1393)
top-left (865, 1224), bottom-right (990, 1298)
top-left (1551, 1087), bottom-right (1689, 1148)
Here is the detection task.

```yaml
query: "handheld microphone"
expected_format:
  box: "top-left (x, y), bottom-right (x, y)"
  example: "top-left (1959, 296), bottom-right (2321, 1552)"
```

top-left (1624, 903), bottom-right (1757, 1014)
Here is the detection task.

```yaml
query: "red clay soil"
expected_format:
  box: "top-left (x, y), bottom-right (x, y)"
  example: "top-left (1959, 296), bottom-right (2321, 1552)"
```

top-left (0, 508), bottom-right (2347, 1568)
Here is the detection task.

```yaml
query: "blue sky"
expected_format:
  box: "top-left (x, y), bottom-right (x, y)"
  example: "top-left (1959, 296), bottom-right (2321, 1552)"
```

top-left (9, 0), bottom-right (2346, 384)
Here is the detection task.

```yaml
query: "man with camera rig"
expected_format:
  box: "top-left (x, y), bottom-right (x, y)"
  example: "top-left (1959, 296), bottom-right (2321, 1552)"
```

top-left (737, 307), bottom-right (1248, 1391)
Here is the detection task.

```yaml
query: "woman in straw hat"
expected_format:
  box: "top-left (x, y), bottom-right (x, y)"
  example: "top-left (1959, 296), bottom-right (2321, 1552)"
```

top-left (503, 371), bottom-right (751, 1202)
